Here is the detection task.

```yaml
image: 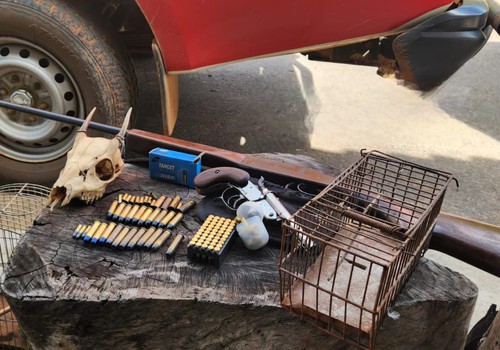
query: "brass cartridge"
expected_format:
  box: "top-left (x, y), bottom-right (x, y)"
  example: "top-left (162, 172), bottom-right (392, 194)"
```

top-left (128, 195), bottom-right (136, 203)
top-left (151, 230), bottom-right (172, 251)
top-left (153, 195), bottom-right (166, 208)
top-left (160, 197), bottom-right (173, 211)
top-left (132, 205), bottom-right (148, 224)
top-left (106, 200), bottom-right (119, 220)
top-left (167, 212), bottom-right (184, 230)
top-left (91, 222), bottom-right (108, 244)
top-left (119, 227), bottom-right (139, 249)
top-left (137, 227), bottom-right (157, 248)
top-left (124, 204), bottom-right (141, 224)
top-left (152, 210), bottom-right (168, 227)
top-left (83, 221), bottom-right (101, 242)
top-left (158, 211), bottom-right (176, 228)
top-left (112, 202), bottom-right (127, 221)
top-left (127, 227), bottom-right (147, 249)
top-left (118, 193), bottom-right (124, 203)
top-left (111, 226), bottom-right (131, 248)
top-left (179, 200), bottom-right (197, 214)
top-left (166, 234), bottom-right (184, 257)
top-left (121, 193), bottom-right (130, 202)
top-left (137, 207), bottom-right (154, 226)
top-left (169, 195), bottom-right (181, 210)
top-left (144, 228), bottom-right (166, 249)
top-left (106, 224), bottom-right (124, 245)
top-left (99, 222), bottom-right (117, 244)
top-left (145, 208), bottom-right (162, 226)
top-left (118, 204), bottom-right (133, 222)
top-left (72, 224), bottom-right (83, 239)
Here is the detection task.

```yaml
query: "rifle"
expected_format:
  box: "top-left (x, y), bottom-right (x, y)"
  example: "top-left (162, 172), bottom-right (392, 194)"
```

top-left (1, 101), bottom-right (498, 276)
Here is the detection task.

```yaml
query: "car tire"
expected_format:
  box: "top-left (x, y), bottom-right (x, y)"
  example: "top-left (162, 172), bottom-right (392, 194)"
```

top-left (0, 0), bottom-right (136, 185)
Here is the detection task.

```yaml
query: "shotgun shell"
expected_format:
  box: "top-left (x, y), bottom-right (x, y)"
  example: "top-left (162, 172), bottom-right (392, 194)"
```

top-left (124, 204), bottom-right (141, 224)
top-left (91, 222), bottom-right (108, 244)
top-left (145, 208), bottom-right (162, 226)
top-left (144, 228), bottom-right (165, 249)
top-left (83, 221), bottom-right (101, 242)
top-left (152, 195), bottom-right (166, 208)
top-left (152, 210), bottom-right (169, 227)
top-left (106, 224), bottom-right (124, 245)
top-left (127, 227), bottom-right (147, 249)
top-left (111, 226), bottom-right (131, 248)
top-left (166, 234), bottom-right (184, 258)
top-left (137, 207), bottom-right (154, 226)
top-left (158, 211), bottom-right (176, 228)
top-left (112, 202), bottom-right (127, 221)
top-left (179, 200), bottom-right (197, 214)
top-left (72, 224), bottom-right (83, 238)
top-left (167, 212), bottom-right (184, 230)
top-left (99, 222), bottom-right (117, 244)
top-left (119, 227), bottom-right (139, 249)
top-left (160, 197), bottom-right (173, 211)
top-left (169, 195), bottom-right (181, 210)
top-left (76, 225), bottom-right (91, 240)
top-left (132, 205), bottom-right (147, 225)
top-left (106, 200), bottom-right (119, 220)
top-left (151, 229), bottom-right (172, 251)
top-left (137, 227), bottom-right (157, 248)
top-left (117, 204), bottom-right (132, 223)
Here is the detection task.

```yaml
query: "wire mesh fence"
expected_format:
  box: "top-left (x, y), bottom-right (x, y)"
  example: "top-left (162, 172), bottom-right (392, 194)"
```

top-left (0, 183), bottom-right (50, 349)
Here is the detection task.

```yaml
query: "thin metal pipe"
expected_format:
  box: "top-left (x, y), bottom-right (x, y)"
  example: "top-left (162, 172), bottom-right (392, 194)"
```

top-left (0, 100), bottom-right (120, 135)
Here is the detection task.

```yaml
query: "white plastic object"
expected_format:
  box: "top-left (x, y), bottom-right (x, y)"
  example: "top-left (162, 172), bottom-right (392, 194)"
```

top-left (236, 202), bottom-right (269, 250)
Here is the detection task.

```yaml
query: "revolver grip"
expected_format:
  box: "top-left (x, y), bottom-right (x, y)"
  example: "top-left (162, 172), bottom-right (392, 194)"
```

top-left (194, 167), bottom-right (250, 195)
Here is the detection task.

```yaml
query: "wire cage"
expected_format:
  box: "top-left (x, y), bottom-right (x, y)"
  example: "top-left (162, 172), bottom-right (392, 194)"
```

top-left (0, 183), bottom-right (50, 349)
top-left (278, 150), bottom-right (454, 349)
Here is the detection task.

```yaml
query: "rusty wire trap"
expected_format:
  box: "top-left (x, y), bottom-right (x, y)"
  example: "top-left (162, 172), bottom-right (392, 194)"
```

top-left (278, 150), bottom-right (454, 349)
top-left (0, 183), bottom-right (50, 349)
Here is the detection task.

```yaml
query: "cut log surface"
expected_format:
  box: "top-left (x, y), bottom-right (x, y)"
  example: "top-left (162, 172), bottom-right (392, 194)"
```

top-left (0, 164), bottom-right (478, 349)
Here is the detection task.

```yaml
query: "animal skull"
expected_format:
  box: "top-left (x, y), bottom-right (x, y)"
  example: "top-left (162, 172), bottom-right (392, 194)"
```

top-left (47, 107), bottom-right (132, 209)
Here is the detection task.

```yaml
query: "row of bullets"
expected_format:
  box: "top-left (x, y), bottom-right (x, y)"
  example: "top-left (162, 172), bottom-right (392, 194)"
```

top-left (72, 221), bottom-right (184, 255)
top-left (106, 194), bottom-right (196, 229)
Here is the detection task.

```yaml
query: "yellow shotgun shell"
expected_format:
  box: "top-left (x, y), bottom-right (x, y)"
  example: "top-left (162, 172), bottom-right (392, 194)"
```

top-left (91, 222), bottom-right (108, 244)
top-left (99, 222), bottom-right (117, 244)
top-left (83, 221), bottom-right (101, 242)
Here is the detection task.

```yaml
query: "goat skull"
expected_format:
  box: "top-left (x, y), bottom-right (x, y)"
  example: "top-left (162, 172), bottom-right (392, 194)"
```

top-left (47, 107), bottom-right (132, 209)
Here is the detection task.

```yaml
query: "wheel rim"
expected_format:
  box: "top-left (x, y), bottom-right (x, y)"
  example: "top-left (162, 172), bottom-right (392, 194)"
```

top-left (0, 38), bottom-right (84, 163)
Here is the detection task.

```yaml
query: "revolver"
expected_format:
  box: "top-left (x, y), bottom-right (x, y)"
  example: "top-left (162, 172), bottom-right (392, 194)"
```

top-left (194, 167), bottom-right (292, 221)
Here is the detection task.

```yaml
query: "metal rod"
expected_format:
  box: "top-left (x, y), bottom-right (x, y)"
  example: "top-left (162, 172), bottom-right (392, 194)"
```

top-left (0, 100), bottom-right (120, 135)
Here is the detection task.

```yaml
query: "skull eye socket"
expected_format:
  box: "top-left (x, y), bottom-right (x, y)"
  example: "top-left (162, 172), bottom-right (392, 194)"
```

top-left (95, 158), bottom-right (114, 181)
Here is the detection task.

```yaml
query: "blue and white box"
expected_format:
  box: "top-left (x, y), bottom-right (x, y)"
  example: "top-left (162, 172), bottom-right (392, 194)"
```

top-left (149, 148), bottom-right (201, 188)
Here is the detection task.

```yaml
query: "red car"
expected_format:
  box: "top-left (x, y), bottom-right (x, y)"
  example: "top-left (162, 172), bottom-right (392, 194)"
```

top-left (0, 0), bottom-right (496, 183)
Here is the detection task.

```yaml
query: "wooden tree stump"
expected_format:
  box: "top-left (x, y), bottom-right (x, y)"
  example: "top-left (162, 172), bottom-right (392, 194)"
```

top-left (0, 164), bottom-right (477, 349)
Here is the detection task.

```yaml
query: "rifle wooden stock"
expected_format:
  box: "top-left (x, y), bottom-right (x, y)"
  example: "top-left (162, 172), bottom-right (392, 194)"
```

top-left (126, 129), bottom-right (500, 276)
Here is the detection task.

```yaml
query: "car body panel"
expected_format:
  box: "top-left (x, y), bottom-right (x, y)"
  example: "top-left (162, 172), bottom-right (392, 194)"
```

top-left (136, 0), bottom-right (455, 73)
